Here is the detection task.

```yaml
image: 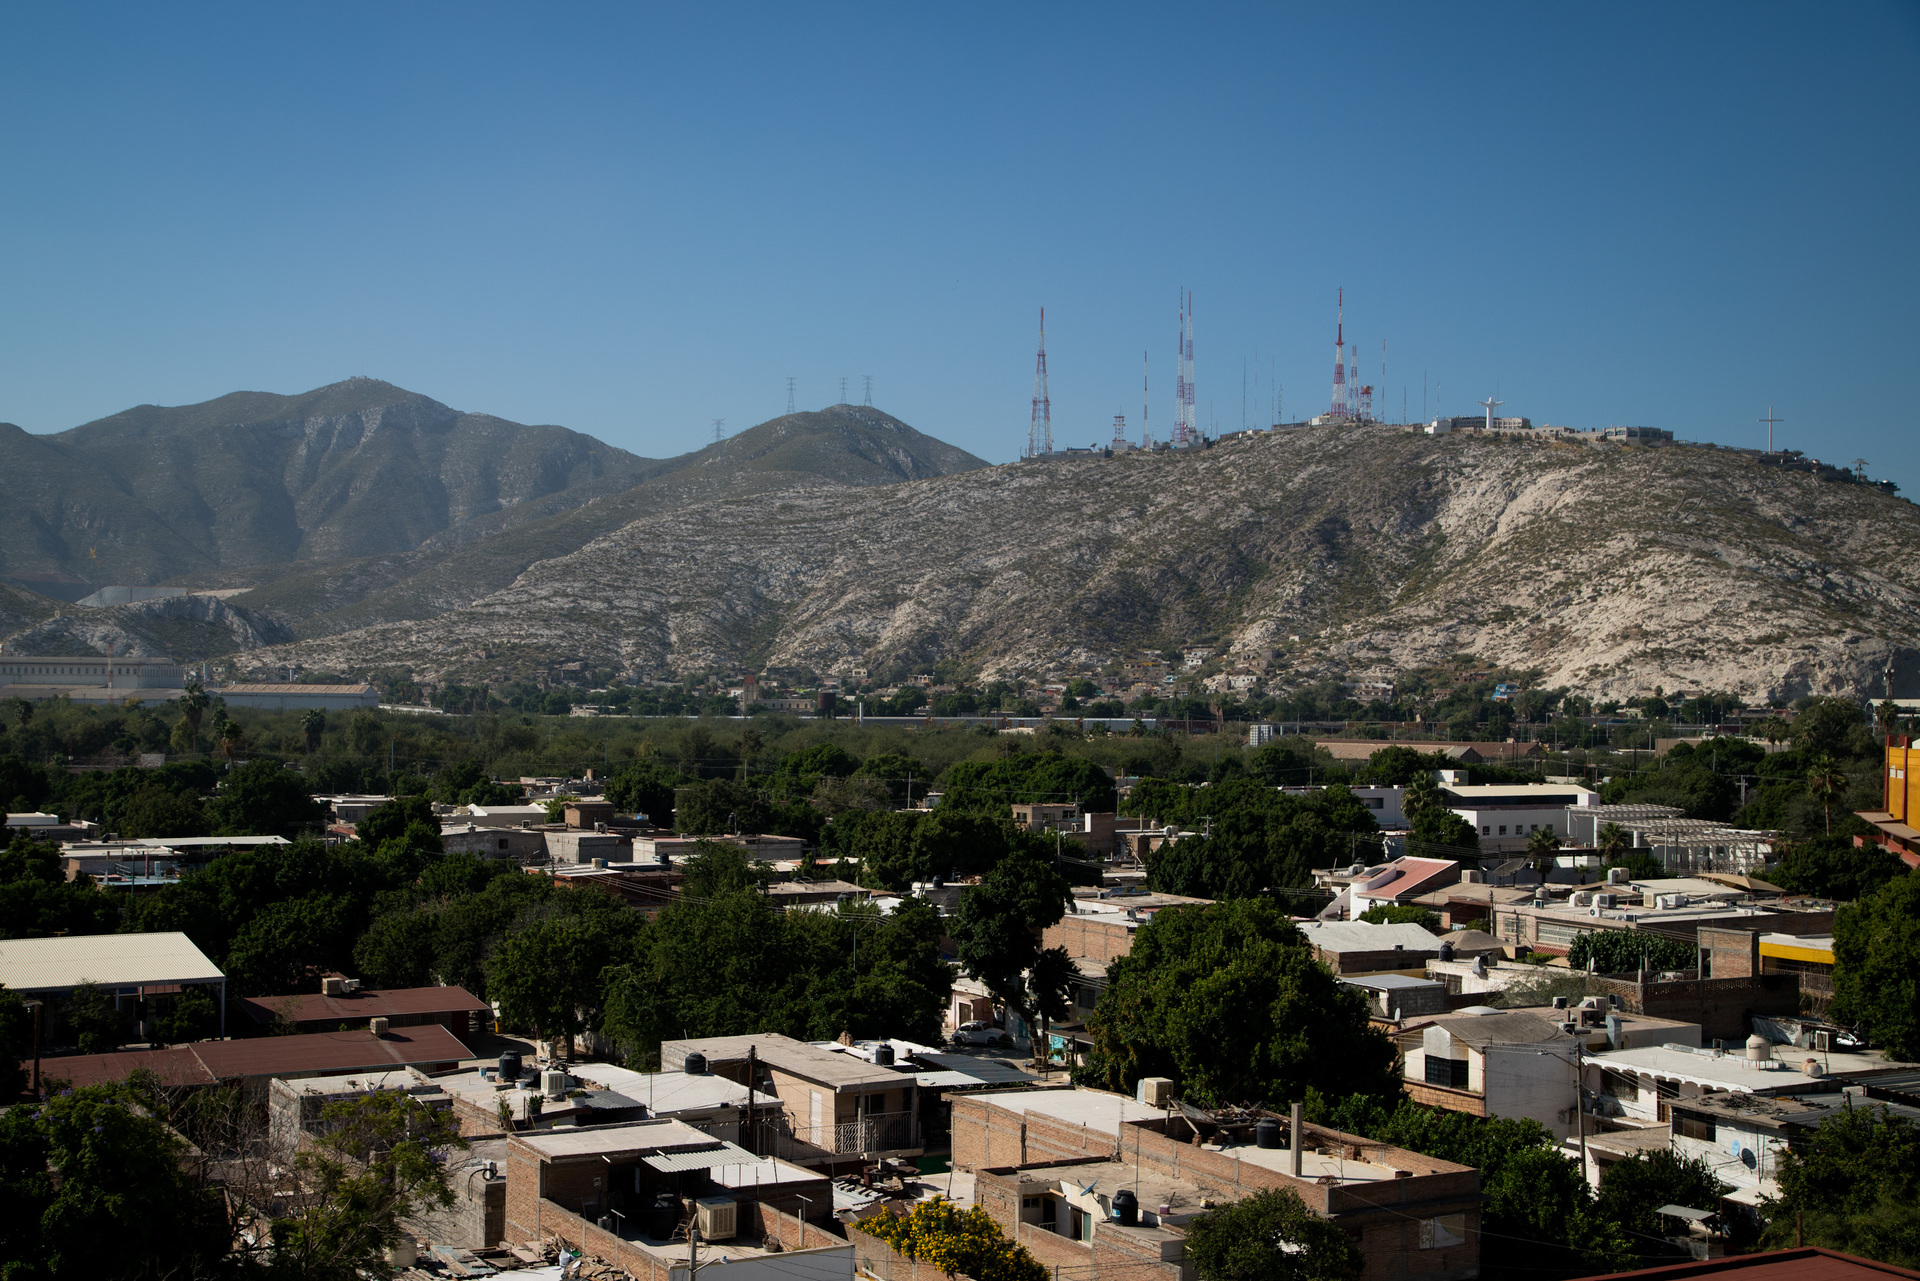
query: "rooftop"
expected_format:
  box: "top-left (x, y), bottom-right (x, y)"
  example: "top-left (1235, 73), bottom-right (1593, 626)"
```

top-left (1420, 1009), bottom-right (1571, 1049)
top-left (660, 1032), bottom-right (903, 1091)
top-left (570, 1064), bottom-right (751, 1113)
top-left (514, 1117), bottom-right (737, 1160)
top-left (216, 683), bottom-right (378, 695)
top-left (1296, 920), bottom-right (1442, 954)
top-left (0, 931), bottom-right (223, 992)
top-left (48, 1024), bottom-right (473, 1088)
top-left (238, 984), bottom-right (488, 1026)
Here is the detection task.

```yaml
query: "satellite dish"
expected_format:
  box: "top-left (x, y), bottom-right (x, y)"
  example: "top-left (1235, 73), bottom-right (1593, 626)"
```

top-left (1077, 1179), bottom-right (1100, 1197)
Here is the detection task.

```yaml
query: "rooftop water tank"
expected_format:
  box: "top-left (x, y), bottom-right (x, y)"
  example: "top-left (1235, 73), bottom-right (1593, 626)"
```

top-left (873, 1044), bottom-right (895, 1067)
top-left (685, 1052), bottom-right (709, 1075)
top-left (1746, 1034), bottom-right (1772, 1062)
top-left (1438, 942), bottom-right (1455, 962)
top-left (499, 1051), bottom-right (523, 1081)
top-left (1111, 1189), bottom-right (1139, 1226)
top-left (1255, 1118), bottom-right (1282, 1149)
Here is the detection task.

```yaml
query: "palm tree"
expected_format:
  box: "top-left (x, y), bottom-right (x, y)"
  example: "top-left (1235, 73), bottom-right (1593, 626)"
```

top-left (300, 707), bottom-right (327, 754)
top-left (180, 683), bottom-right (209, 740)
top-left (1806, 754), bottom-right (1849, 837)
top-left (1526, 825), bottom-right (1562, 875)
top-left (1877, 699), bottom-right (1901, 741)
top-left (1758, 717), bottom-right (1789, 751)
top-left (216, 717), bottom-right (244, 764)
top-left (1597, 822), bottom-right (1632, 863)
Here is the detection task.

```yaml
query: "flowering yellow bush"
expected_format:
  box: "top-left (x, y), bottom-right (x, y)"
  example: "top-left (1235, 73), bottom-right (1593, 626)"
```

top-left (862, 1197), bottom-right (1048, 1281)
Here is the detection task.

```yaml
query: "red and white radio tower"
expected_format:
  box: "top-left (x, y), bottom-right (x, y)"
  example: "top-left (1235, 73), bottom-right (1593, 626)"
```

top-left (1028, 307), bottom-right (1052, 457)
top-left (1329, 289), bottom-right (1347, 419)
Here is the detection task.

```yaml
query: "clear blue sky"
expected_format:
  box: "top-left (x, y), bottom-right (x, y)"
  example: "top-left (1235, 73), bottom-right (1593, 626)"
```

top-left (3, 3), bottom-right (1916, 490)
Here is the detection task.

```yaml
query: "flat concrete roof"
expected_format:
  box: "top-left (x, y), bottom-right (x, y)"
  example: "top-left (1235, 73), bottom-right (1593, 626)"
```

top-left (0, 931), bottom-right (223, 992)
top-left (662, 1032), bottom-right (903, 1092)
top-left (515, 1117), bottom-right (717, 1160)
top-left (974, 1087), bottom-right (1166, 1133)
top-left (572, 1064), bottom-right (750, 1113)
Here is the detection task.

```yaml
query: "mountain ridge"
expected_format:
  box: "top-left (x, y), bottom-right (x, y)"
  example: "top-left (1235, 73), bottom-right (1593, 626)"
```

top-left (246, 426), bottom-right (1920, 701)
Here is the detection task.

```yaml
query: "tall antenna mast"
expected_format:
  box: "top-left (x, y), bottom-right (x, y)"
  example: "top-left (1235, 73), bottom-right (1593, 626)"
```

top-left (786, 377), bottom-right (796, 415)
top-left (1028, 307), bottom-right (1052, 458)
top-left (1330, 288), bottom-right (1346, 419)
top-left (1142, 350), bottom-right (1151, 447)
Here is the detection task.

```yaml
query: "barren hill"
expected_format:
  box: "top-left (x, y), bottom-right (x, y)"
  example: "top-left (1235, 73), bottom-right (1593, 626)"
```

top-left (253, 425), bottom-right (1920, 702)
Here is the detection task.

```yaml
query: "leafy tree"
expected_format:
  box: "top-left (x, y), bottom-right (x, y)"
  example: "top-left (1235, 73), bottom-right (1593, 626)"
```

top-left (853, 751), bottom-right (933, 804)
top-left (1080, 899), bottom-right (1399, 1107)
top-left (66, 981), bottom-right (125, 1055)
top-left (859, 1197), bottom-right (1047, 1281)
top-left (1592, 1150), bottom-right (1727, 1270)
top-left (1761, 1102), bottom-right (1920, 1266)
top-left (1806, 753), bottom-right (1851, 837)
top-left (1833, 875), bottom-right (1920, 1058)
top-left (1791, 697), bottom-right (1872, 759)
top-left (487, 909), bottom-right (638, 1056)
top-left (940, 752), bottom-right (1117, 814)
top-left (0, 1082), bottom-right (233, 1277)
top-left (0, 986), bottom-right (28, 1099)
top-left (1565, 930), bottom-right (1697, 974)
top-left (1355, 745), bottom-right (1454, 787)
top-left (117, 782), bottom-right (209, 839)
top-left (674, 778), bottom-right (767, 835)
top-left (0, 754), bottom-right (50, 813)
top-left (0, 831), bottom-right (125, 940)
top-left (1771, 836), bottom-right (1908, 901)
top-left (951, 849), bottom-right (1072, 1041)
top-left (267, 1087), bottom-right (467, 1279)
top-left (680, 839), bottom-right (767, 897)
top-left (1357, 904), bottom-right (1440, 930)
top-left (154, 987), bottom-right (217, 1045)
top-left (1145, 780), bottom-right (1377, 898)
top-left (1311, 1093), bottom-right (1630, 1277)
top-left (207, 757), bottom-right (326, 838)
top-left (1183, 1186), bottom-right (1363, 1281)
top-left (1026, 945), bottom-right (1078, 1067)
top-left (355, 793), bottom-right (439, 847)
top-left (605, 759), bottom-right (688, 825)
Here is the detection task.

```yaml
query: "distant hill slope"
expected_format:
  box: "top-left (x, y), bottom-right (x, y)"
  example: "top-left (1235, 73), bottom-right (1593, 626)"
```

top-left (220, 404), bottom-right (990, 635)
top-left (0, 378), bottom-right (654, 592)
top-left (254, 427), bottom-right (1920, 702)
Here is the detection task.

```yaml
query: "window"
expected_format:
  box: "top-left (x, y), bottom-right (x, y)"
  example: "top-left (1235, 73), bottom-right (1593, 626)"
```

top-left (1424, 1056), bottom-right (1469, 1089)
top-left (1482, 825), bottom-right (1491, 835)
top-left (1420, 1214), bottom-right (1467, 1249)
top-left (1675, 1112), bottom-right (1715, 1142)
top-left (1600, 1072), bottom-right (1638, 1101)
top-left (1498, 826), bottom-right (1508, 836)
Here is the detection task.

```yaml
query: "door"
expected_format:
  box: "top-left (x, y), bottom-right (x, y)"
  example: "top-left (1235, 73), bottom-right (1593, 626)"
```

top-left (810, 1090), bottom-right (824, 1144)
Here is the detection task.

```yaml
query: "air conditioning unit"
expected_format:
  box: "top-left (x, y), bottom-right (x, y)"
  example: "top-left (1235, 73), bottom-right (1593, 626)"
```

top-left (1136, 1076), bottom-right (1174, 1108)
top-left (1570, 892), bottom-right (1592, 907)
top-left (1596, 894), bottom-right (1616, 910)
top-left (695, 1196), bottom-right (738, 1242)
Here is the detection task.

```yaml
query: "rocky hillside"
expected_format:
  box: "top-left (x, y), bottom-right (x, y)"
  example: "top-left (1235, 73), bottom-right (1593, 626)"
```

top-left (4, 594), bottom-right (293, 661)
top-left (0, 378), bottom-right (655, 594)
top-left (225, 403), bottom-right (990, 635)
top-left (252, 426), bottom-right (1920, 702)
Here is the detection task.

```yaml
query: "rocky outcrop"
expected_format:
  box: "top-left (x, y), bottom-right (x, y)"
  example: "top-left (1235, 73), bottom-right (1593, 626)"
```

top-left (251, 426), bottom-right (1920, 701)
top-left (3, 593), bottom-right (294, 660)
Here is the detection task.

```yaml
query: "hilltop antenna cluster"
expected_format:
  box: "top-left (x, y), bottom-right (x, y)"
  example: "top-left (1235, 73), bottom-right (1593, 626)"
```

top-left (1174, 291), bottom-right (1196, 444)
top-left (1027, 307), bottom-right (1052, 458)
top-left (1329, 289), bottom-right (1347, 419)
top-left (1112, 414), bottom-right (1127, 448)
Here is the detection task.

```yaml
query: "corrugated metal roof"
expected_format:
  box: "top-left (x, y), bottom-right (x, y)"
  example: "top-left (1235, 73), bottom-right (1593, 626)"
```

top-left (641, 1140), bottom-right (761, 1173)
top-left (218, 683), bottom-right (378, 695)
top-left (48, 1025), bottom-right (473, 1089)
top-left (238, 984), bottom-right (488, 1026)
top-left (0, 931), bottom-right (224, 992)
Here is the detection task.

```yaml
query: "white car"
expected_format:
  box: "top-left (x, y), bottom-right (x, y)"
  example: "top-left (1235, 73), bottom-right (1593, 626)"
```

top-left (950, 1021), bottom-right (1011, 1048)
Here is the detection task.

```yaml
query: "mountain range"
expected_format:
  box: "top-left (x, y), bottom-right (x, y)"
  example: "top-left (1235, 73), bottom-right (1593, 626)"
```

top-left (5, 379), bottom-right (1918, 701)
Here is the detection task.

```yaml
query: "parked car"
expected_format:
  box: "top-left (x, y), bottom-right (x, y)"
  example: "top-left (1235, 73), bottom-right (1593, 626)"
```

top-left (950, 1021), bottom-right (1012, 1048)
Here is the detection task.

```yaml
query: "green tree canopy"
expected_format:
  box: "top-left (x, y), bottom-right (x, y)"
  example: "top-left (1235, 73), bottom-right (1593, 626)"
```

top-left (605, 759), bottom-right (689, 825)
top-left (860, 1197), bottom-right (1047, 1281)
top-left (1183, 1186), bottom-right (1363, 1281)
top-left (940, 751), bottom-right (1117, 814)
top-left (1772, 836), bottom-right (1908, 901)
top-left (951, 848), bottom-right (1072, 1036)
top-left (1833, 874), bottom-right (1920, 1058)
top-left (1565, 929), bottom-right (1698, 974)
top-left (1142, 780), bottom-right (1377, 898)
top-left (1080, 898), bottom-right (1400, 1108)
top-left (207, 757), bottom-right (327, 838)
top-left (1762, 1102), bottom-right (1920, 1266)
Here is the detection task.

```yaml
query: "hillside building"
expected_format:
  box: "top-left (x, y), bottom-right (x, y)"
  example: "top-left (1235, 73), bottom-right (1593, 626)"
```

top-left (212, 682), bottom-right (379, 711)
top-left (0, 652), bottom-right (184, 703)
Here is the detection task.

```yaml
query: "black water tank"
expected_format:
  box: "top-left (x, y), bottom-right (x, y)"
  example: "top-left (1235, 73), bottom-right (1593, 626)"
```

top-left (498, 1051), bottom-right (523, 1081)
top-left (873, 1044), bottom-right (895, 1067)
top-left (1112, 1189), bottom-right (1138, 1226)
top-left (649, 1191), bottom-right (679, 1240)
top-left (1255, 1118), bottom-right (1283, 1150)
top-left (684, 1052), bottom-right (708, 1075)
top-left (1438, 942), bottom-right (1455, 962)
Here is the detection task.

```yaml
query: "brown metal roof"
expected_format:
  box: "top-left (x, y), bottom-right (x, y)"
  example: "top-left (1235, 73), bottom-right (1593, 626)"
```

top-left (39, 1025), bottom-right (472, 1089)
top-left (237, 985), bottom-right (488, 1027)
